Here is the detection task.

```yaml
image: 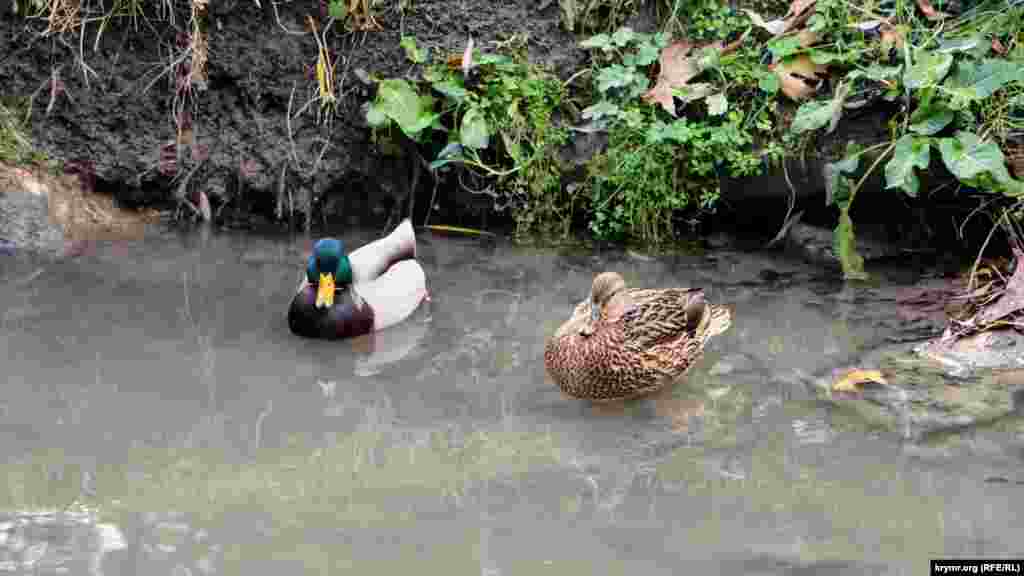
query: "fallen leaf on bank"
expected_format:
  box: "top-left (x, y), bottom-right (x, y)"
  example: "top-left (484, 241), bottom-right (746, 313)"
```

top-left (832, 369), bottom-right (887, 393)
top-left (642, 38), bottom-right (747, 115)
top-left (795, 29), bottom-right (819, 47)
top-left (880, 24), bottom-right (905, 50)
top-left (642, 41), bottom-right (702, 115)
top-left (975, 248), bottom-right (1024, 325)
top-left (786, 0), bottom-right (816, 19)
top-left (782, 0), bottom-right (817, 33)
top-left (916, 0), bottom-right (948, 20)
top-left (771, 54), bottom-right (828, 100)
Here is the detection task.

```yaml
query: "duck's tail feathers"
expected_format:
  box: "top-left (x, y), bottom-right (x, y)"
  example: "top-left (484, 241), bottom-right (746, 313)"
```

top-left (682, 291), bottom-right (707, 334)
top-left (704, 305), bottom-right (732, 338)
top-left (395, 218), bottom-right (417, 260)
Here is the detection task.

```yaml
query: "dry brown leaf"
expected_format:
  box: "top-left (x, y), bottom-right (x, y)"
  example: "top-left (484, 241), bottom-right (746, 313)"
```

top-left (772, 55), bottom-right (827, 100)
top-left (642, 38), bottom-right (747, 115)
top-left (781, 0), bottom-right (817, 32)
top-left (976, 248), bottom-right (1024, 325)
top-left (880, 25), bottom-right (905, 50)
top-left (642, 41), bottom-right (699, 116)
top-left (832, 369), bottom-right (887, 393)
top-left (786, 0), bottom-right (817, 19)
top-left (916, 0), bottom-right (947, 20)
top-left (795, 29), bottom-right (819, 47)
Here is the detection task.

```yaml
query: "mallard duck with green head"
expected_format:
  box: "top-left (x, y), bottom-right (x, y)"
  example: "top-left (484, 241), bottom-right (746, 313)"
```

top-left (544, 272), bottom-right (732, 401)
top-left (288, 219), bottom-right (428, 340)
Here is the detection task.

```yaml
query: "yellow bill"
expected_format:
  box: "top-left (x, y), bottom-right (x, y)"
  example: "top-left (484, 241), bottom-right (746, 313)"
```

top-left (316, 272), bottom-right (335, 308)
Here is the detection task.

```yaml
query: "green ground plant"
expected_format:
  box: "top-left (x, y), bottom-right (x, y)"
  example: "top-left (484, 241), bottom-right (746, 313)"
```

top-left (0, 100), bottom-right (48, 166)
top-left (578, 20), bottom-right (784, 242)
top-left (571, 0), bottom-right (1022, 253)
top-left (760, 0), bottom-right (1024, 277)
top-left (7, 0), bottom-right (1022, 254)
top-left (365, 36), bottom-right (570, 237)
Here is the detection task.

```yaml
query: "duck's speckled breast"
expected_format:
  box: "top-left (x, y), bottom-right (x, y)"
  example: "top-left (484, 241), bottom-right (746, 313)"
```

top-left (544, 324), bottom-right (637, 399)
top-left (288, 284), bottom-right (375, 340)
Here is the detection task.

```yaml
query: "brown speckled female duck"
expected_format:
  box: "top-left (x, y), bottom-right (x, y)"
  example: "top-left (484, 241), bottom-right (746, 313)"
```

top-left (544, 272), bottom-right (732, 401)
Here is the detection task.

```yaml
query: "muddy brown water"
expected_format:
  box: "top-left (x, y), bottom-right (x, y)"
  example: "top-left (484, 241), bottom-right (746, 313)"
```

top-left (2, 191), bottom-right (1023, 575)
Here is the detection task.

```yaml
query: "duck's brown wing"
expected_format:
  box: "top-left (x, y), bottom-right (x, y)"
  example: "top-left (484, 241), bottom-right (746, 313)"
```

top-left (619, 288), bottom-right (706, 352)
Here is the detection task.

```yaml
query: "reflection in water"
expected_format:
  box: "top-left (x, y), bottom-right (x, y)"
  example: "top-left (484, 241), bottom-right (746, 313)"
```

top-left (2, 221), bottom-right (1024, 574)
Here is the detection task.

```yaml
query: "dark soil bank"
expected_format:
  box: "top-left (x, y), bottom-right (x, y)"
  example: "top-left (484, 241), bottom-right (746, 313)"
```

top-left (0, 0), bottom-right (983, 253)
top-left (0, 0), bottom-right (584, 230)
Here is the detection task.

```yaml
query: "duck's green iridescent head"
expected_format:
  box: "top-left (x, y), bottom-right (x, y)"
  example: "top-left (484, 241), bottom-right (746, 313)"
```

top-left (306, 238), bottom-right (353, 309)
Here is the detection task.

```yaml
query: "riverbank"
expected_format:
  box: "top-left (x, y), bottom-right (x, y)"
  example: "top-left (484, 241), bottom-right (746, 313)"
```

top-left (2, 0), bottom-right (1022, 266)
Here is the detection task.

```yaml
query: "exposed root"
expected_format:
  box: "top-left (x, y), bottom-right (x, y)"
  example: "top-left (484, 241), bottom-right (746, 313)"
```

top-left (44, 0), bottom-right (81, 36)
top-left (306, 15), bottom-right (338, 125)
top-left (189, 0), bottom-right (208, 89)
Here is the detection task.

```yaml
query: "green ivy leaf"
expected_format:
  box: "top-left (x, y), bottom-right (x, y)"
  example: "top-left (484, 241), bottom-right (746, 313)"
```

top-left (824, 143), bottom-right (861, 206)
top-left (364, 102), bottom-right (387, 127)
top-left (373, 79), bottom-right (437, 138)
top-left (790, 100), bottom-right (834, 133)
top-left (610, 27), bottom-right (637, 48)
top-left (936, 36), bottom-right (980, 54)
top-left (758, 72), bottom-right (780, 95)
top-left (431, 142), bottom-right (464, 171)
top-left (938, 131), bottom-right (1012, 184)
top-left (580, 33), bottom-right (613, 51)
top-left (431, 78), bottom-right (469, 102)
top-left (645, 120), bottom-right (692, 145)
top-left (327, 0), bottom-right (347, 20)
top-left (459, 106), bottom-right (489, 150)
top-left (834, 205), bottom-right (869, 280)
top-left (861, 63), bottom-right (902, 81)
top-left (400, 36), bottom-right (428, 64)
top-left (767, 35), bottom-right (804, 61)
top-left (943, 59), bottom-right (1022, 103)
top-left (904, 51), bottom-right (954, 90)
top-left (809, 50), bottom-right (846, 65)
top-left (819, 155), bottom-right (860, 207)
top-left (885, 134), bottom-right (930, 197)
top-left (596, 64), bottom-right (642, 94)
top-left (475, 54), bottom-right (513, 66)
top-left (632, 41), bottom-right (661, 67)
top-left (908, 102), bottom-right (954, 135)
top-left (581, 100), bottom-right (621, 121)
